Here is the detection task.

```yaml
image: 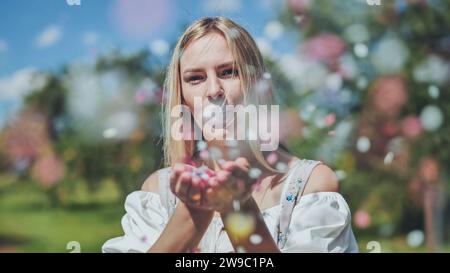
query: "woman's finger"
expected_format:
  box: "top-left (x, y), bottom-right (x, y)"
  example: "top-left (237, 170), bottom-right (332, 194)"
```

top-left (234, 157), bottom-right (250, 168)
top-left (220, 161), bottom-right (235, 172)
top-left (169, 172), bottom-right (177, 194)
top-left (187, 175), bottom-right (203, 206)
top-left (173, 163), bottom-right (185, 175)
top-left (176, 172), bottom-right (191, 199)
top-left (216, 170), bottom-right (230, 184)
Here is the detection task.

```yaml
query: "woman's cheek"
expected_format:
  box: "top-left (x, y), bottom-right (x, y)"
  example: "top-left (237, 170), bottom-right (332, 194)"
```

top-left (182, 86), bottom-right (204, 108)
top-left (225, 80), bottom-right (243, 104)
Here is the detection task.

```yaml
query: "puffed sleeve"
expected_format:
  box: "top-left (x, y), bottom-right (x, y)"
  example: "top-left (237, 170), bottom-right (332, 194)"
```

top-left (102, 191), bottom-right (169, 253)
top-left (282, 192), bottom-right (359, 253)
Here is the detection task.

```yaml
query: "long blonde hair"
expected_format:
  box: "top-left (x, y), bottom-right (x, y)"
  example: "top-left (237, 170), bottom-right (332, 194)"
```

top-left (162, 17), bottom-right (277, 172)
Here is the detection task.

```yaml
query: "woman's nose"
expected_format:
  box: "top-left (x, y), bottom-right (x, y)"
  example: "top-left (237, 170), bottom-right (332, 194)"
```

top-left (206, 76), bottom-right (224, 101)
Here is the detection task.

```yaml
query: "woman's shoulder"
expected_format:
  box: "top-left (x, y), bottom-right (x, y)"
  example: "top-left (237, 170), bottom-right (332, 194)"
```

top-left (299, 159), bottom-right (339, 195)
top-left (141, 167), bottom-right (171, 193)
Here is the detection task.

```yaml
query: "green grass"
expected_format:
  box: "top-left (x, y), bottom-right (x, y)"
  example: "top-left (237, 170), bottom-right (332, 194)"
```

top-left (0, 177), bottom-right (125, 252)
top-left (1, 175), bottom-right (449, 253)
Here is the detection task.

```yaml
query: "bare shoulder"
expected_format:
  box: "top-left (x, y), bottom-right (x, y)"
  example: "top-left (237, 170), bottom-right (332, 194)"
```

top-left (303, 163), bottom-right (339, 195)
top-left (141, 169), bottom-right (162, 193)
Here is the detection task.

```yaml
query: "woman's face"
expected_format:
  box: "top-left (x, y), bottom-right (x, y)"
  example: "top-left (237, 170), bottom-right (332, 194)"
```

top-left (180, 32), bottom-right (243, 137)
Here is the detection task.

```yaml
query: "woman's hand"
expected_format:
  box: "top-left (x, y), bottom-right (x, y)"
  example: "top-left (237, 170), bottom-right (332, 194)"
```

top-left (169, 164), bottom-right (199, 206)
top-left (203, 157), bottom-right (255, 212)
top-left (170, 157), bottom-right (257, 212)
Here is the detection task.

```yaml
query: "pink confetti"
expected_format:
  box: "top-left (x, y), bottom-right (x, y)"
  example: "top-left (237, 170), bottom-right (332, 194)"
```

top-left (266, 152), bottom-right (278, 165)
top-left (199, 150), bottom-right (209, 160)
top-left (182, 155), bottom-right (197, 167)
top-left (354, 210), bottom-right (371, 229)
top-left (324, 113), bottom-right (336, 127)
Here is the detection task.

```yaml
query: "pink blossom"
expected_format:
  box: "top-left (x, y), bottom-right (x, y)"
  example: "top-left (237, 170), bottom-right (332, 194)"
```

top-left (419, 158), bottom-right (439, 185)
top-left (302, 33), bottom-right (346, 62)
top-left (324, 113), bottom-right (336, 127)
top-left (401, 116), bottom-right (423, 139)
top-left (287, 0), bottom-right (311, 14)
top-left (112, 0), bottom-right (171, 39)
top-left (31, 154), bottom-right (65, 189)
top-left (382, 121), bottom-right (399, 138)
top-left (354, 210), bottom-right (371, 229)
top-left (371, 76), bottom-right (408, 117)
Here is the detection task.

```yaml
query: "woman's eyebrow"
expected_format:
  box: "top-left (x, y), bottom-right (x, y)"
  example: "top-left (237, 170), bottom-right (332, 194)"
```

top-left (183, 67), bottom-right (203, 74)
top-left (182, 61), bottom-right (236, 74)
top-left (216, 61), bottom-right (235, 69)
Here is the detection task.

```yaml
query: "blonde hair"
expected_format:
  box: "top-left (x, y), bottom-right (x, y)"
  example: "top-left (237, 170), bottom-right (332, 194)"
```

top-left (162, 17), bottom-right (277, 172)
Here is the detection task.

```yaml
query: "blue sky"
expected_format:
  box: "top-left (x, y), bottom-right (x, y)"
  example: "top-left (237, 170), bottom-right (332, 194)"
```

top-left (0, 0), bottom-right (300, 128)
top-left (0, 0), bottom-right (293, 76)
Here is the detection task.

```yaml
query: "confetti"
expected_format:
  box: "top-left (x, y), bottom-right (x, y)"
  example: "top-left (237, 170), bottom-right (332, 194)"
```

top-left (225, 212), bottom-right (255, 239)
top-left (264, 20), bottom-right (284, 40)
top-left (199, 150), bottom-right (209, 160)
top-left (356, 136), bottom-right (371, 153)
top-left (344, 24), bottom-right (369, 43)
top-left (254, 79), bottom-right (271, 94)
top-left (228, 148), bottom-right (240, 160)
top-left (208, 147), bottom-right (222, 160)
top-left (202, 107), bottom-right (214, 120)
top-left (324, 113), bottom-right (336, 127)
top-left (149, 39), bottom-right (169, 56)
top-left (232, 199), bottom-right (240, 211)
top-left (183, 155), bottom-right (197, 166)
top-left (194, 165), bottom-right (215, 185)
top-left (236, 246), bottom-right (247, 253)
top-left (356, 77), bottom-right (368, 89)
top-left (406, 230), bottom-right (424, 248)
top-left (335, 170), bottom-right (346, 181)
top-left (249, 168), bottom-right (262, 179)
top-left (266, 152), bottom-right (278, 165)
top-left (354, 43), bottom-right (368, 58)
top-left (276, 162), bottom-right (288, 172)
top-left (190, 192), bottom-right (202, 201)
top-left (354, 210), bottom-right (371, 229)
top-left (249, 234), bottom-right (263, 245)
top-left (420, 105), bottom-right (443, 132)
top-left (196, 140), bottom-right (208, 151)
top-left (428, 85), bottom-right (440, 99)
top-left (383, 152), bottom-right (394, 165)
top-left (103, 128), bottom-right (117, 139)
top-left (225, 139), bottom-right (238, 148)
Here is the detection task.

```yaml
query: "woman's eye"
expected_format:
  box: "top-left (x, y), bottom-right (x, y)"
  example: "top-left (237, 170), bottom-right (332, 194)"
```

top-left (187, 75), bottom-right (204, 84)
top-left (220, 68), bottom-right (239, 78)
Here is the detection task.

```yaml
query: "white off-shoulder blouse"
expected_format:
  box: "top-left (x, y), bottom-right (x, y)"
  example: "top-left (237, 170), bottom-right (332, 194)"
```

top-left (102, 159), bottom-right (359, 253)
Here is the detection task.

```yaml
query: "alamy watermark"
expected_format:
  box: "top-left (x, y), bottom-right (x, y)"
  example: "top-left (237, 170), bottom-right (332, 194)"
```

top-left (66, 0), bottom-right (81, 6)
top-left (366, 0), bottom-right (381, 6)
top-left (171, 97), bottom-right (280, 151)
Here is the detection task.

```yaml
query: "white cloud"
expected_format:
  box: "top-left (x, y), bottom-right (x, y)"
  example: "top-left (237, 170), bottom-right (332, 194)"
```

top-left (255, 37), bottom-right (273, 57)
top-left (0, 68), bottom-right (48, 129)
top-left (0, 68), bottom-right (48, 101)
top-left (0, 39), bottom-right (8, 53)
top-left (36, 25), bottom-right (62, 48)
top-left (83, 31), bottom-right (99, 46)
top-left (63, 64), bottom-right (140, 142)
top-left (264, 20), bottom-right (284, 40)
top-left (149, 39), bottom-right (169, 56)
top-left (205, 0), bottom-right (241, 13)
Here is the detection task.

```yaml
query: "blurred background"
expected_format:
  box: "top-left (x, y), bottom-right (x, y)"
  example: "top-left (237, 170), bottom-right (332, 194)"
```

top-left (0, 0), bottom-right (449, 252)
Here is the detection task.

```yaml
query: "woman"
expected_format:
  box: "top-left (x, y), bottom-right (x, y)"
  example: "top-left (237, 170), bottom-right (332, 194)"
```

top-left (102, 17), bottom-right (358, 253)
